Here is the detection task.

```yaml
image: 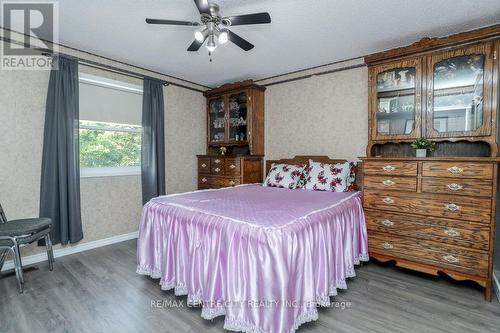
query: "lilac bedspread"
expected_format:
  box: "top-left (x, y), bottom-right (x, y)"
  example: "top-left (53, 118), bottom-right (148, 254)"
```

top-left (137, 184), bottom-right (368, 333)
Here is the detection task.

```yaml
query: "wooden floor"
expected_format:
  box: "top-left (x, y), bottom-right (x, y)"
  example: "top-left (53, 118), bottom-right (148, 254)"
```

top-left (1, 239), bottom-right (499, 333)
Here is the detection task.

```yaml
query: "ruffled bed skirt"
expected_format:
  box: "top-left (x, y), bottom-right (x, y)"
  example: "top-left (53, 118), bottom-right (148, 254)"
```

top-left (137, 191), bottom-right (368, 333)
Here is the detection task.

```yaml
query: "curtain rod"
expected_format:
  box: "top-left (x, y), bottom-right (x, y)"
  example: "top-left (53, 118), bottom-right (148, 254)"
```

top-left (40, 52), bottom-right (166, 86)
top-left (41, 52), bottom-right (206, 93)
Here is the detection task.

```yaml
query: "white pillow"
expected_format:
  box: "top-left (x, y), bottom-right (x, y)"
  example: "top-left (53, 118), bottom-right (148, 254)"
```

top-left (304, 160), bottom-right (352, 192)
top-left (263, 163), bottom-right (305, 189)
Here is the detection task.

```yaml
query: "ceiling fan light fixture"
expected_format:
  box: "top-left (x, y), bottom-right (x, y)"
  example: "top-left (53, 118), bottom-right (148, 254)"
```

top-left (146, 2), bottom-right (271, 54)
top-left (218, 31), bottom-right (228, 44)
top-left (206, 34), bottom-right (217, 52)
top-left (194, 27), bottom-right (208, 42)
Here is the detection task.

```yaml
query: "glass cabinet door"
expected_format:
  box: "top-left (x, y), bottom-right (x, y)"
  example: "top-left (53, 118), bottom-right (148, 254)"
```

top-left (427, 44), bottom-right (492, 137)
top-left (208, 96), bottom-right (225, 143)
top-left (372, 59), bottom-right (421, 140)
top-left (227, 91), bottom-right (248, 142)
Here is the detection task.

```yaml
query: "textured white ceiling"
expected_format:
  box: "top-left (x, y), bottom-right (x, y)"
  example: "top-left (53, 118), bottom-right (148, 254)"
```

top-left (54, 0), bottom-right (500, 87)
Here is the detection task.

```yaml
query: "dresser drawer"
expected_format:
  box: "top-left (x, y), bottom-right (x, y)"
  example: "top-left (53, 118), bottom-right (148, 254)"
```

top-left (211, 158), bottom-right (224, 175)
top-left (422, 162), bottom-right (493, 179)
top-left (363, 190), bottom-right (491, 223)
top-left (199, 175), bottom-right (222, 187)
top-left (224, 178), bottom-right (240, 187)
top-left (198, 158), bottom-right (211, 174)
top-left (225, 158), bottom-right (241, 176)
top-left (364, 175), bottom-right (417, 192)
top-left (363, 161), bottom-right (418, 176)
top-left (199, 175), bottom-right (240, 188)
top-left (421, 177), bottom-right (492, 197)
top-left (369, 232), bottom-right (489, 277)
top-left (365, 210), bottom-right (490, 251)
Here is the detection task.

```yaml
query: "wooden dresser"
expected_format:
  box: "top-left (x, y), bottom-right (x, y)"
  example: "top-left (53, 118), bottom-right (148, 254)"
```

top-left (198, 80), bottom-right (265, 189)
top-left (362, 26), bottom-right (500, 301)
top-left (197, 155), bottom-right (263, 189)
top-left (361, 157), bottom-right (497, 300)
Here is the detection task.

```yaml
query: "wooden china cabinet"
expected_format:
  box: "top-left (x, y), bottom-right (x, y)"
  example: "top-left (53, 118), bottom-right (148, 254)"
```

top-left (362, 25), bottom-right (500, 301)
top-left (197, 80), bottom-right (265, 189)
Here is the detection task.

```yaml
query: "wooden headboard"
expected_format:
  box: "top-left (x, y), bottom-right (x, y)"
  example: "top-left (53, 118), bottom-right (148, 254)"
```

top-left (265, 155), bottom-right (363, 191)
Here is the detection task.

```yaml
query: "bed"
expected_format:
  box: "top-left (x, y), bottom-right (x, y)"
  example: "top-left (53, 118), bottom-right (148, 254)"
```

top-left (137, 156), bottom-right (368, 333)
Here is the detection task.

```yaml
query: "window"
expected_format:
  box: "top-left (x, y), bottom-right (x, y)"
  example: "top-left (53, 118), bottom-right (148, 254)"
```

top-left (79, 121), bottom-right (141, 176)
top-left (79, 73), bottom-right (143, 177)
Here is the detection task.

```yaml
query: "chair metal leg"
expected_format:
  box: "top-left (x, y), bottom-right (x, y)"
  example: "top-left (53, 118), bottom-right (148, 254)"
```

top-left (12, 245), bottom-right (24, 293)
top-left (45, 234), bottom-right (54, 271)
top-left (0, 249), bottom-right (8, 272)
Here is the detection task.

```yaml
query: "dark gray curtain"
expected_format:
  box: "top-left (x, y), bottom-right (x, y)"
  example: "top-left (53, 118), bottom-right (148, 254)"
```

top-left (141, 78), bottom-right (166, 204)
top-left (39, 56), bottom-right (83, 245)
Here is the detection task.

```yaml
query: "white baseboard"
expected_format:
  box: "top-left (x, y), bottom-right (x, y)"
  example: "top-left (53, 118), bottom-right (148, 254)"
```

top-left (493, 271), bottom-right (500, 302)
top-left (1, 231), bottom-right (138, 272)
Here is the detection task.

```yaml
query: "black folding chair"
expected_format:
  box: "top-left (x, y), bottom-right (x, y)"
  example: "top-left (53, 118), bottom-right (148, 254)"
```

top-left (0, 203), bottom-right (54, 293)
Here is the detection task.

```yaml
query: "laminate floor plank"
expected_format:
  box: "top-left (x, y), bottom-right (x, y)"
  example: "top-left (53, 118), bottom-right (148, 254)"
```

top-left (0, 240), bottom-right (498, 333)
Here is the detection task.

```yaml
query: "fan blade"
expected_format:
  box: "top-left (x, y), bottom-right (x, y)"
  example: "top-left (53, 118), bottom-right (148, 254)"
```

top-left (223, 12), bottom-right (271, 26)
top-left (193, 0), bottom-right (210, 14)
top-left (227, 30), bottom-right (254, 51)
top-left (187, 37), bottom-right (206, 52)
top-left (146, 18), bottom-right (200, 26)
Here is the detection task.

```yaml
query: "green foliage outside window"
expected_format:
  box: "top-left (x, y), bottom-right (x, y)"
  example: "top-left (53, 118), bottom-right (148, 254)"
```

top-left (79, 121), bottom-right (141, 168)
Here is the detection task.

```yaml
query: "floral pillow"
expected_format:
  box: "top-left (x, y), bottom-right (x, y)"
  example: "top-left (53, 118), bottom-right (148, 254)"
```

top-left (346, 161), bottom-right (357, 192)
top-left (304, 160), bottom-right (353, 192)
top-left (263, 163), bottom-right (305, 189)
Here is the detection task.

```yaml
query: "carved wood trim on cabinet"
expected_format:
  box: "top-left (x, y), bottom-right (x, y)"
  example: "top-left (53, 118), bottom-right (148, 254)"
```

top-left (365, 24), bottom-right (500, 65)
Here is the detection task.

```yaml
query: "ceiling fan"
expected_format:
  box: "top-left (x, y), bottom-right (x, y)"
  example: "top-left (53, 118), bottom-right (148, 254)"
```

top-left (146, 0), bottom-right (271, 55)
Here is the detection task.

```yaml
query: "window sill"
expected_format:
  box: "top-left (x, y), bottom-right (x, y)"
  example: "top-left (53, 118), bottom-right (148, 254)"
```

top-left (80, 167), bottom-right (141, 178)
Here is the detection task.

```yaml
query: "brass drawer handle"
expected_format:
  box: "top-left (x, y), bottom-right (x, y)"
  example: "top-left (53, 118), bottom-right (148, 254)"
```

top-left (444, 229), bottom-right (461, 237)
top-left (201, 178), bottom-right (207, 183)
top-left (382, 179), bottom-right (395, 186)
top-left (214, 159), bottom-right (221, 164)
top-left (447, 166), bottom-right (463, 175)
top-left (381, 242), bottom-right (393, 250)
top-left (201, 163), bottom-right (207, 168)
top-left (442, 254), bottom-right (459, 263)
top-left (445, 203), bottom-right (460, 212)
top-left (229, 180), bottom-right (235, 186)
top-left (446, 183), bottom-right (463, 191)
top-left (382, 197), bottom-right (394, 204)
top-left (214, 167), bottom-right (221, 173)
top-left (229, 164), bottom-right (236, 169)
top-left (382, 165), bottom-right (396, 172)
top-left (381, 219), bottom-right (394, 227)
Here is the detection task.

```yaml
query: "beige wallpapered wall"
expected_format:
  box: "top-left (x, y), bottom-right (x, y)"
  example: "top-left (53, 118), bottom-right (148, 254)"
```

top-left (0, 29), bottom-right (368, 260)
top-left (0, 41), bottom-right (205, 257)
top-left (264, 65), bottom-right (368, 161)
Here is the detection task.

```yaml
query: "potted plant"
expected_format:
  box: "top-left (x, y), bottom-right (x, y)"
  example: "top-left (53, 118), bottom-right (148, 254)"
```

top-left (411, 138), bottom-right (435, 157)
